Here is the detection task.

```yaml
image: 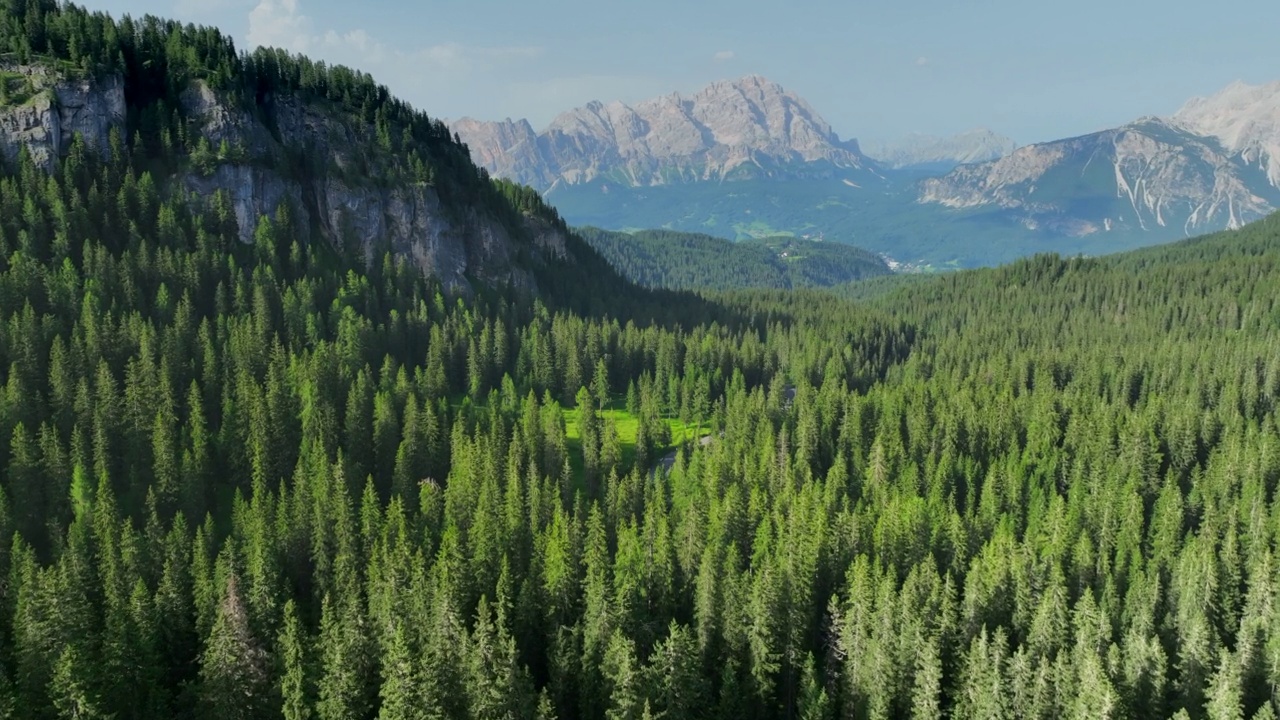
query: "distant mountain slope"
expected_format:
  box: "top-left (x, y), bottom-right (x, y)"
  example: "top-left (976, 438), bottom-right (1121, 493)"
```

top-left (447, 116), bottom-right (557, 189)
top-left (451, 76), bottom-right (880, 191)
top-left (863, 129), bottom-right (1017, 171)
top-left (577, 228), bottom-right (891, 291)
top-left (918, 82), bottom-right (1280, 237)
top-left (1172, 80), bottom-right (1280, 187)
top-left (455, 73), bottom-right (1280, 267)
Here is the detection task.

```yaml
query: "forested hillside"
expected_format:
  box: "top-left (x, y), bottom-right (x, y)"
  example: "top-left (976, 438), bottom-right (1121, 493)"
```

top-left (2, 3), bottom-right (1280, 720)
top-left (0, 0), bottom-right (652, 306)
top-left (576, 227), bottom-right (891, 291)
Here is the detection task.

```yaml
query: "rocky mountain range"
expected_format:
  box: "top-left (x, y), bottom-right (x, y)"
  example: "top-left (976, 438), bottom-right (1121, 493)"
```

top-left (453, 75), bottom-right (1280, 266)
top-left (862, 129), bottom-right (1017, 171)
top-left (450, 75), bottom-right (878, 191)
top-left (439, 74), bottom-right (1280, 268)
top-left (919, 81), bottom-right (1280, 236)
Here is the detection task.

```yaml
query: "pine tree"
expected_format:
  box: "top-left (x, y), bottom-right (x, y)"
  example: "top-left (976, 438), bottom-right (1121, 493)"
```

top-left (645, 622), bottom-right (706, 719)
top-left (198, 573), bottom-right (271, 720)
top-left (315, 593), bottom-right (374, 720)
top-left (50, 646), bottom-right (108, 720)
top-left (909, 636), bottom-right (943, 720)
top-left (534, 691), bottom-right (557, 720)
top-left (1205, 652), bottom-right (1244, 720)
top-left (796, 654), bottom-right (830, 720)
top-left (253, 215), bottom-right (278, 273)
top-left (279, 600), bottom-right (312, 720)
top-left (602, 630), bottom-right (643, 720)
top-left (377, 620), bottom-right (427, 720)
top-left (466, 597), bottom-right (530, 720)
top-left (593, 359), bottom-right (610, 409)
top-left (155, 519), bottom-right (198, 699)
top-left (955, 627), bottom-right (1010, 720)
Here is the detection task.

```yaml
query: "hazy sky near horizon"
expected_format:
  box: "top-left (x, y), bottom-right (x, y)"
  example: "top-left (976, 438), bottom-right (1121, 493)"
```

top-left (93, 0), bottom-right (1279, 146)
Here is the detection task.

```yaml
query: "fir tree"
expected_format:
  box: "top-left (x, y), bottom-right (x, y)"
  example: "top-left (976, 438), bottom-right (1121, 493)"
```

top-left (198, 573), bottom-right (270, 720)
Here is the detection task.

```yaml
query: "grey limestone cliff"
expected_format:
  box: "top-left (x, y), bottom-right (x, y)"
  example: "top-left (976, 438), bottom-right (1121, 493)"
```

top-left (179, 81), bottom-right (569, 292)
top-left (0, 63), bottom-right (125, 169)
top-left (0, 66), bottom-right (570, 294)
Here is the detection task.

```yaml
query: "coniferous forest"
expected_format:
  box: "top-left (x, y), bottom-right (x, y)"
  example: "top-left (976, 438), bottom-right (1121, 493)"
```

top-left (574, 228), bottom-right (891, 292)
top-left (2, 3), bottom-right (1280, 720)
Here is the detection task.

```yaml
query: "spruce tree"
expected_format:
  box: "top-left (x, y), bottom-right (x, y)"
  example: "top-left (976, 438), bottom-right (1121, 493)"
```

top-left (49, 646), bottom-right (107, 720)
top-left (279, 600), bottom-right (312, 720)
top-left (315, 593), bottom-right (374, 720)
top-left (376, 620), bottom-right (426, 720)
top-left (198, 573), bottom-right (270, 720)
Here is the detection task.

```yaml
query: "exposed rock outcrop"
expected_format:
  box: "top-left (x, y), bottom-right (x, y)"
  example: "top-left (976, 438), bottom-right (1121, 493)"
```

top-left (449, 117), bottom-right (554, 189)
top-left (0, 64), bottom-right (125, 169)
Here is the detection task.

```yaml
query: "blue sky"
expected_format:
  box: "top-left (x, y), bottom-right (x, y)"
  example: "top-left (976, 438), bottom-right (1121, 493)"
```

top-left (93, 0), bottom-right (1279, 146)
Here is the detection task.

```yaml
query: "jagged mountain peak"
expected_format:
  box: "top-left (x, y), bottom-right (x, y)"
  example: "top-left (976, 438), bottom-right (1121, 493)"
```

top-left (451, 76), bottom-right (871, 191)
top-left (692, 75), bottom-right (837, 144)
top-left (864, 128), bottom-right (1017, 170)
top-left (1175, 79), bottom-right (1280, 114)
top-left (727, 73), bottom-right (776, 86)
top-left (450, 116), bottom-right (537, 134)
top-left (1172, 79), bottom-right (1280, 186)
top-left (698, 74), bottom-right (786, 95)
top-left (1126, 115), bottom-right (1169, 127)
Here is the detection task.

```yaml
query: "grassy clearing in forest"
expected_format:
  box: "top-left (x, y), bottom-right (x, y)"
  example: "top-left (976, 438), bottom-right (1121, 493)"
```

top-left (562, 399), bottom-right (705, 480)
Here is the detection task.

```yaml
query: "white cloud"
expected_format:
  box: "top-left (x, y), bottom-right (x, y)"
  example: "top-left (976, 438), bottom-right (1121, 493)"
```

top-left (713, 50), bottom-right (735, 63)
top-left (246, 0), bottom-right (540, 74)
top-left (242, 0), bottom-right (554, 123)
top-left (915, 56), bottom-right (930, 67)
top-left (322, 28), bottom-right (389, 64)
top-left (247, 0), bottom-right (313, 53)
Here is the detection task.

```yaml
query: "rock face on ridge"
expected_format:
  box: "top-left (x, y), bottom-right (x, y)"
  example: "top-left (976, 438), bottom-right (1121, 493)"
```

top-left (178, 81), bottom-right (569, 293)
top-left (449, 117), bottom-right (555, 190)
top-left (0, 63), bottom-right (125, 169)
top-left (452, 75), bottom-right (878, 191)
top-left (0, 66), bottom-right (572, 294)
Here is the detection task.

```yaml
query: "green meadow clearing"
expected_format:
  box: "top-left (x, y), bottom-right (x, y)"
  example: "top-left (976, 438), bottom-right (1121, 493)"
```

top-left (562, 400), bottom-right (707, 480)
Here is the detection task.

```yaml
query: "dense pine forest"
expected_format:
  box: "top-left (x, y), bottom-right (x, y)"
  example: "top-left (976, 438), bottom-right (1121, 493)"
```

top-left (2, 3), bottom-right (1280, 720)
top-left (575, 228), bottom-right (890, 292)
